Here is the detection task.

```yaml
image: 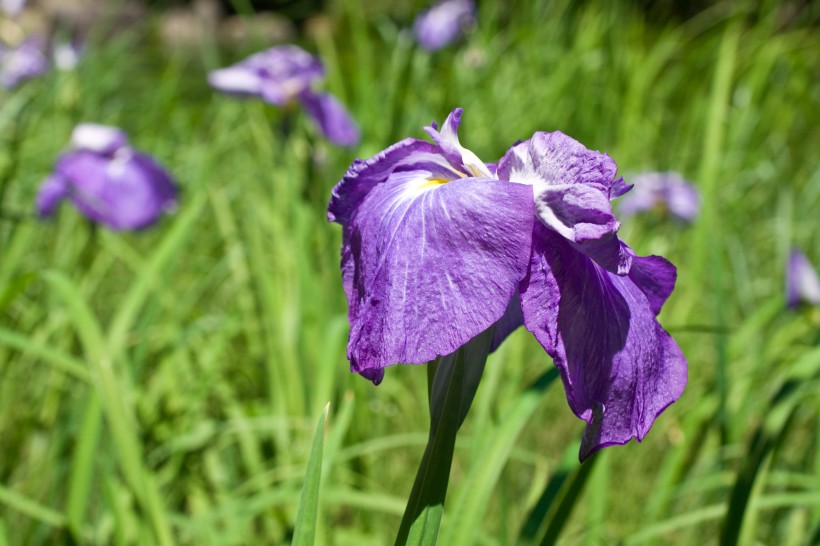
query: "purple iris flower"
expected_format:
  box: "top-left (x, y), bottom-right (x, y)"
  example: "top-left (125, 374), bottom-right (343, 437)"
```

top-left (0, 36), bottom-right (49, 89)
top-left (618, 172), bottom-right (700, 223)
top-left (329, 108), bottom-right (687, 460)
top-left (208, 45), bottom-right (360, 147)
top-left (786, 249), bottom-right (820, 308)
top-left (413, 0), bottom-right (475, 51)
top-left (37, 124), bottom-right (178, 231)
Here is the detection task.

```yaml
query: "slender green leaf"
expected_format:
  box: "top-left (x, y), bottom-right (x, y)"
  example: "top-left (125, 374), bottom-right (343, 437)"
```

top-left (517, 442), bottom-right (598, 546)
top-left (292, 403), bottom-right (330, 546)
top-left (396, 328), bottom-right (494, 546)
top-left (0, 484), bottom-right (66, 529)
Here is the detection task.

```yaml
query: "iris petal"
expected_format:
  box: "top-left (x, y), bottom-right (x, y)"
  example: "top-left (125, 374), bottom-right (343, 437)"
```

top-left (342, 175), bottom-right (534, 376)
top-left (489, 292), bottom-right (524, 352)
top-left (520, 224), bottom-right (686, 460)
top-left (787, 249), bottom-right (820, 307)
top-left (423, 108), bottom-right (492, 179)
top-left (36, 174), bottom-right (68, 218)
top-left (55, 150), bottom-right (178, 231)
top-left (328, 138), bottom-right (458, 224)
top-left (298, 90), bottom-right (360, 147)
top-left (499, 132), bottom-right (630, 274)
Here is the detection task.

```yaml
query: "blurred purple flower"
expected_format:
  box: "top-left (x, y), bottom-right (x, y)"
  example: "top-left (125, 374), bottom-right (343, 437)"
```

top-left (413, 0), bottom-right (475, 51)
top-left (329, 108), bottom-right (686, 460)
top-left (37, 124), bottom-right (178, 231)
top-left (0, 36), bottom-right (49, 89)
top-left (208, 45), bottom-right (359, 147)
top-left (787, 249), bottom-right (820, 308)
top-left (618, 172), bottom-right (700, 223)
top-left (1, 0), bottom-right (26, 17)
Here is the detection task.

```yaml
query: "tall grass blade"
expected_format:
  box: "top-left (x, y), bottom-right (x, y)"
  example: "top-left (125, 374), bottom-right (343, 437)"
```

top-left (517, 443), bottom-right (598, 546)
top-left (292, 403), bottom-right (330, 546)
top-left (440, 369), bottom-right (559, 545)
top-left (720, 355), bottom-right (820, 545)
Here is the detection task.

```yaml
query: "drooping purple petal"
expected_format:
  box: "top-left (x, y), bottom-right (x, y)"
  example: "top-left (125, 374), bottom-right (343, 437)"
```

top-left (618, 172), bottom-right (700, 223)
top-left (413, 0), bottom-right (475, 52)
top-left (498, 132), bottom-right (630, 275)
top-left (489, 292), bottom-right (524, 352)
top-left (342, 174), bottom-right (534, 377)
top-left (627, 253), bottom-right (678, 315)
top-left (36, 174), bottom-right (68, 218)
top-left (48, 149), bottom-right (178, 231)
top-left (519, 224), bottom-right (687, 461)
top-left (0, 36), bottom-right (48, 89)
top-left (787, 249), bottom-right (820, 308)
top-left (298, 90), bottom-right (360, 147)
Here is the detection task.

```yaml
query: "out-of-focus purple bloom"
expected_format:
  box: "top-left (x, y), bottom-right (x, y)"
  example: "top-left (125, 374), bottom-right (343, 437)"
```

top-left (787, 249), bottom-right (820, 308)
top-left (0, 36), bottom-right (49, 89)
top-left (208, 45), bottom-right (359, 147)
top-left (618, 172), bottom-right (700, 222)
top-left (413, 0), bottom-right (475, 51)
top-left (329, 108), bottom-right (687, 460)
top-left (1, 0), bottom-right (26, 17)
top-left (37, 124), bottom-right (178, 231)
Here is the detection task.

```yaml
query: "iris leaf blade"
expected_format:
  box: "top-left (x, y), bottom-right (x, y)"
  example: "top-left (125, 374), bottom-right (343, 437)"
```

top-left (292, 403), bottom-right (330, 546)
top-left (396, 328), bottom-right (493, 546)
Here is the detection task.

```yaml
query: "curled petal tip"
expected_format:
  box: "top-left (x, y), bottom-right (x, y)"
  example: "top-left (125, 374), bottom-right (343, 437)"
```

top-left (357, 367), bottom-right (385, 385)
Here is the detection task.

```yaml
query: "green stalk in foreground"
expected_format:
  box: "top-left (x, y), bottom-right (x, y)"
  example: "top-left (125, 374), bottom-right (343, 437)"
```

top-left (395, 328), bottom-right (494, 546)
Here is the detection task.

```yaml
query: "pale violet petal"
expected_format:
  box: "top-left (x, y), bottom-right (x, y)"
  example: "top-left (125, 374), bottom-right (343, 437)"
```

top-left (71, 123), bottom-right (128, 155)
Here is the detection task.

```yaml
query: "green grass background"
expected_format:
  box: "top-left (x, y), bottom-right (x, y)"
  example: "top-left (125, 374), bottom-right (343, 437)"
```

top-left (1, 0), bottom-right (819, 544)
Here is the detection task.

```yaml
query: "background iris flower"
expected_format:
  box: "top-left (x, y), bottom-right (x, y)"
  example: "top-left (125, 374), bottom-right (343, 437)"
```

top-left (329, 108), bottom-right (687, 459)
top-left (618, 171), bottom-right (700, 222)
top-left (208, 45), bottom-right (360, 147)
top-left (36, 123), bottom-right (178, 231)
top-left (413, 0), bottom-right (475, 52)
top-left (786, 249), bottom-right (820, 307)
top-left (0, 35), bottom-right (48, 89)
top-left (0, 0), bottom-right (25, 17)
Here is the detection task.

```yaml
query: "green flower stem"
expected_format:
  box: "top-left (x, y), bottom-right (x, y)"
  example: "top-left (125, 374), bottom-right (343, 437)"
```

top-left (395, 327), bottom-right (494, 546)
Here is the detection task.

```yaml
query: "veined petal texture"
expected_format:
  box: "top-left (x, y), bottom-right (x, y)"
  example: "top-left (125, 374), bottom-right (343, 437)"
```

top-left (342, 175), bottom-right (534, 376)
top-left (328, 138), bottom-right (461, 225)
top-left (520, 225), bottom-right (686, 460)
top-left (499, 131), bottom-right (630, 274)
